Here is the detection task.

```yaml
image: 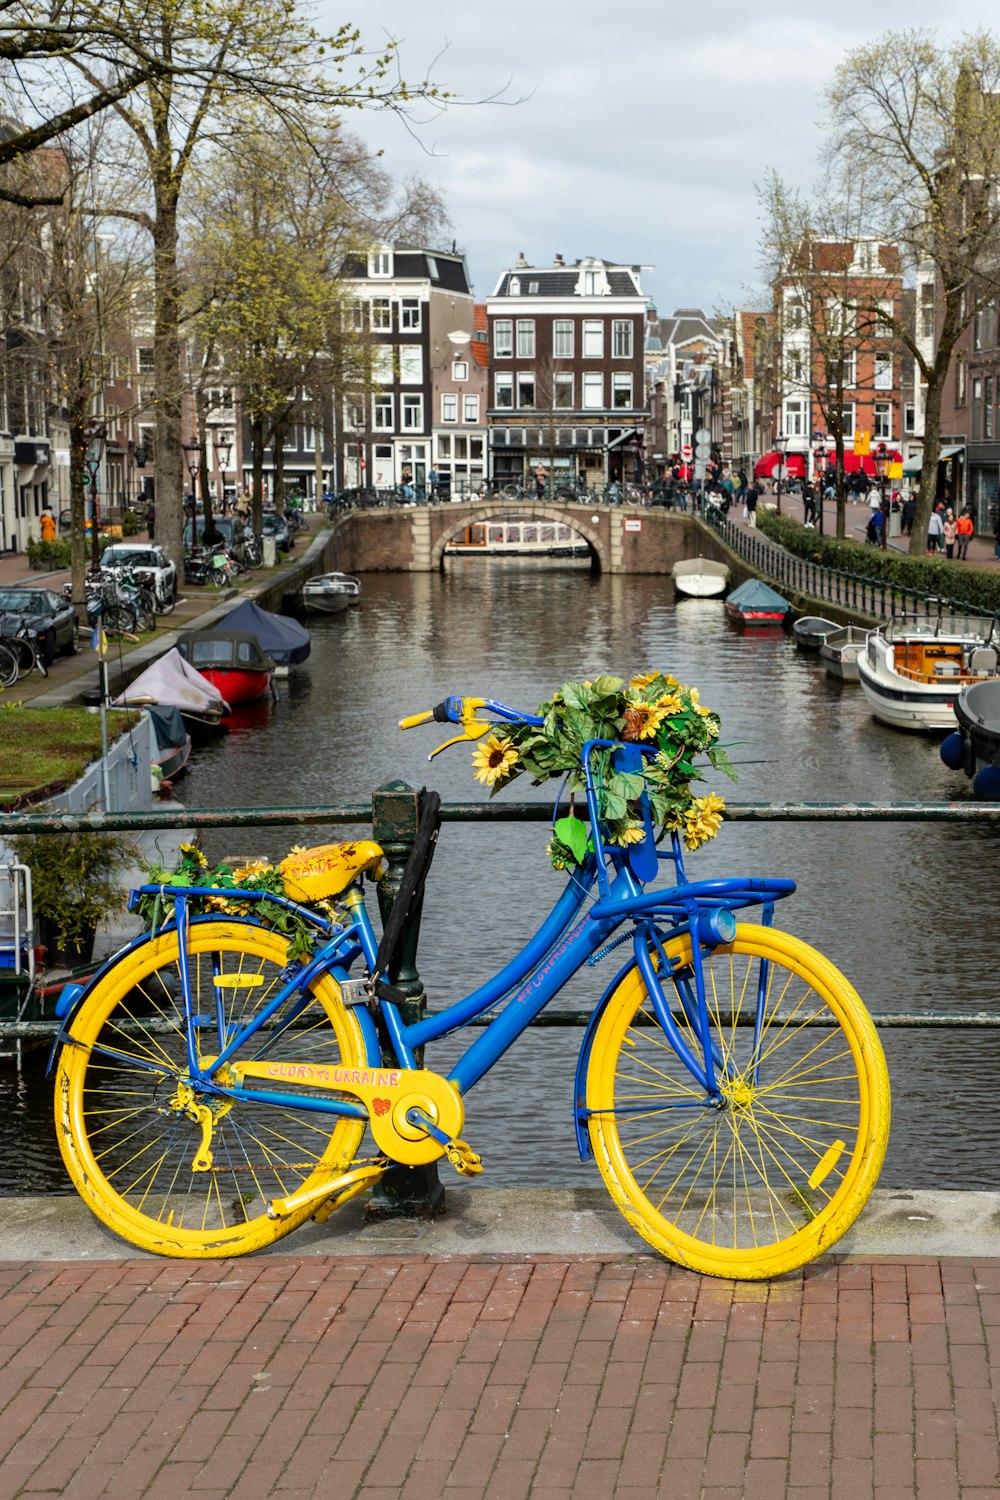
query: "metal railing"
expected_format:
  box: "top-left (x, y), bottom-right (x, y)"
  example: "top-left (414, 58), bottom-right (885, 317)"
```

top-left (327, 481), bottom-right (664, 515)
top-left (704, 503), bottom-right (999, 627)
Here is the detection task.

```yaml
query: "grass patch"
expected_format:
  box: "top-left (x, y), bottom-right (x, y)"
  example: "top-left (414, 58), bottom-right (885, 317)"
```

top-left (0, 706), bottom-right (141, 808)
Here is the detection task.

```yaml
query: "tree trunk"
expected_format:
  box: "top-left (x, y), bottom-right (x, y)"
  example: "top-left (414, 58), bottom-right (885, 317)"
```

top-left (250, 412), bottom-right (266, 533)
top-left (195, 387), bottom-right (214, 538)
top-left (69, 406), bottom-right (89, 608)
top-left (909, 370), bottom-right (946, 554)
top-left (152, 197), bottom-right (184, 570)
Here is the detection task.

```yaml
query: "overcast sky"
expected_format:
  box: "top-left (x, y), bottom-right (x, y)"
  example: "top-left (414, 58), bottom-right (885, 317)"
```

top-left (322, 1), bottom-right (993, 318)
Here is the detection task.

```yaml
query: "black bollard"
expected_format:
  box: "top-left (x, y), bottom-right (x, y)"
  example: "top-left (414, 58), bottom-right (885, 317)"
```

top-left (365, 779), bottom-right (446, 1220)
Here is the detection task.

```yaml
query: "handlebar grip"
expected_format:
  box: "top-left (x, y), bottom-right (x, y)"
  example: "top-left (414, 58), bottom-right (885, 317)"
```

top-left (399, 709), bottom-right (435, 730)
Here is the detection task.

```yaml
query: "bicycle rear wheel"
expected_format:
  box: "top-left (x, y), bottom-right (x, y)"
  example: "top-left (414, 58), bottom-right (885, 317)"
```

top-left (586, 924), bottom-right (889, 1279)
top-left (56, 919), bottom-right (367, 1258)
top-left (0, 640), bottom-right (19, 687)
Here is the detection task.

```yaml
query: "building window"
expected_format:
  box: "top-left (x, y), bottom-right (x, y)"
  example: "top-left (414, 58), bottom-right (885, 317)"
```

top-left (874, 353), bottom-right (892, 390)
top-left (784, 399), bottom-right (806, 436)
top-left (494, 319), bottom-right (513, 357)
top-left (516, 320), bottom-right (535, 358)
top-left (582, 372), bottom-right (603, 409)
top-left (344, 398), bottom-right (365, 431)
top-left (346, 300), bottom-right (364, 330)
top-left (839, 405), bottom-right (855, 439)
top-left (553, 320), bottom-right (574, 358)
top-left (785, 296), bottom-right (806, 331)
top-left (554, 373), bottom-right (573, 408)
top-left (517, 374), bottom-right (535, 408)
top-left (452, 361), bottom-right (468, 381)
top-left (920, 285), bottom-right (935, 339)
top-left (401, 394), bottom-right (423, 430)
top-left (399, 346), bottom-right (422, 383)
top-left (583, 270), bottom-right (599, 295)
top-left (137, 346), bottom-right (154, 374)
top-left (369, 248), bottom-right (392, 277)
top-left (904, 404), bottom-right (915, 432)
top-left (612, 373), bottom-right (633, 408)
top-left (495, 373), bottom-right (513, 408)
top-left (873, 402), bottom-right (892, 439)
top-left (986, 377), bottom-right (994, 440)
top-left (957, 355), bottom-right (968, 405)
top-left (974, 312), bottom-right (983, 351)
top-left (371, 298), bottom-right (392, 331)
top-left (582, 320), bottom-right (604, 358)
top-left (373, 395), bottom-right (393, 430)
top-left (441, 393), bottom-right (458, 423)
top-left (612, 320), bottom-right (633, 358)
top-left (463, 395), bottom-right (479, 423)
top-left (400, 298), bottom-right (421, 331)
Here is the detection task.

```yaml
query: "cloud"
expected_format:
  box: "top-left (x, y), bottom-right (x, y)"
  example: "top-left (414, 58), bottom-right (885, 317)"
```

top-left (328, 0), bottom-right (995, 313)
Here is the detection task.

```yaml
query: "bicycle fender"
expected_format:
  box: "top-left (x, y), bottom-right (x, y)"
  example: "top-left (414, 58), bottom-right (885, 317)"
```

top-left (573, 955), bottom-right (638, 1161)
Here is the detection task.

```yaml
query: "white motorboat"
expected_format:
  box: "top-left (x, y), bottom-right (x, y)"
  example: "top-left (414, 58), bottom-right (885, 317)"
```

top-left (299, 572), bottom-right (362, 615)
top-left (671, 557), bottom-right (731, 598)
top-left (857, 618), bottom-right (1000, 731)
top-left (818, 624), bottom-right (869, 683)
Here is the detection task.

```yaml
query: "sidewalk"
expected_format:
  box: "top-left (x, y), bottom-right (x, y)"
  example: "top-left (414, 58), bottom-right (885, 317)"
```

top-left (1, 1219), bottom-right (998, 1498)
top-left (745, 488), bottom-right (1000, 569)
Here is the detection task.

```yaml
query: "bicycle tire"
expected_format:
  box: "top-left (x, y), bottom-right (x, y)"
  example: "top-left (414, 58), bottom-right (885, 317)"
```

top-left (56, 918), bottom-right (368, 1259)
top-left (0, 640), bottom-right (19, 687)
top-left (10, 637), bottom-right (34, 675)
top-left (103, 604), bottom-right (137, 635)
top-left (586, 923), bottom-right (890, 1279)
top-left (155, 592), bottom-right (175, 616)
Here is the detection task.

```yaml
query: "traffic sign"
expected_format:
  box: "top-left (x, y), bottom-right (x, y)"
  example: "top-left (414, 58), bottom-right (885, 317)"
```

top-left (694, 428), bottom-right (710, 444)
top-left (681, 444), bottom-right (692, 460)
top-left (694, 444), bottom-right (711, 461)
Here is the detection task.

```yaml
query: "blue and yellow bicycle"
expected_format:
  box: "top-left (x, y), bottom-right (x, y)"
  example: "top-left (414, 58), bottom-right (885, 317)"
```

top-left (53, 679), bottom-right (890, 1278)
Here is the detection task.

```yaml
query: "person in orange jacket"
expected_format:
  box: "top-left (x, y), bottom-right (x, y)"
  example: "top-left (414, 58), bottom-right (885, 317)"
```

top-left (956, 508), bottom-right (974, 560)
top-left (40, 507), bottom-right (57, 543)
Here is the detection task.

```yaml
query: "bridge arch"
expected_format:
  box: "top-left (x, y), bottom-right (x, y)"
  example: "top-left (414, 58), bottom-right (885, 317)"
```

top-left (430, 500), bottom-right (608, 573)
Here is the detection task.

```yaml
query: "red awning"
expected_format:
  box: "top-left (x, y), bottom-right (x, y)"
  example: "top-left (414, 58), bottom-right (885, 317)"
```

top-left (822, 449), bottom-right (902, 476)
top-left (753, 451), bottom-right (807, 480)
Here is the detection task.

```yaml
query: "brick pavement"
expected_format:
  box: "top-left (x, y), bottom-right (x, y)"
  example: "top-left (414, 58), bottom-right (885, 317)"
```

top-left (1, 1253), bottom-right (998, 1499)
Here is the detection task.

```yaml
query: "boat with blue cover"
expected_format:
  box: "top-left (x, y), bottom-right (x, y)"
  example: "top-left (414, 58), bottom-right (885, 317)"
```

top-left (724, 579), bottom-right (790, 628)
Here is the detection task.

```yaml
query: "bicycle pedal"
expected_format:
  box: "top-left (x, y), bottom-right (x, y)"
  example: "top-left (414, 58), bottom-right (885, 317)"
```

top-left (445, 1138), bottom-right (483, 1177)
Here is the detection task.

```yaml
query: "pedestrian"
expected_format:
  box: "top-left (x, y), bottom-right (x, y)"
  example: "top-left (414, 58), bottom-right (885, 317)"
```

top-left (902, 494), bottom-right (916, 536)
top-left (956, 508), bottom-right (974, 560)
top-left (866, 507), bottom-right (883, 544)
top-left (534, 464), bottom-right (546, 499)
top-left (400, 465), bottom-right (414, 501)
top-left (235, 489), bottom-right (251, 519)
top-left (40, 505), bottom-right (57, 543)
top-left (928, 507), bottom-right (944, 554)
top-left (145, 501), bottom-right (155, 541)
top-left (428, 466), bottom-right (440, 499)
top-left (747, 481), bottom-right (760, 528)
top-left (802, 481), bottom-right (817, 527)
top-left (943, 510), bottom-right (958, 560)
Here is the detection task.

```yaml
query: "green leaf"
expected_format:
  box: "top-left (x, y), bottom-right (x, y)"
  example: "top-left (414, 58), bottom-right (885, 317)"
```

top-left (707, 745), bottom-right (739, 783)
top-left (553, 815), bottom-right (589, 863)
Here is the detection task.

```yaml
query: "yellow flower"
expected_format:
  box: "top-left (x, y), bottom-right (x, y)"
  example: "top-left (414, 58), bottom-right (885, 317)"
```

top-left (629, 671), bottom-right (660, 689)
top-left (609, 823), bottom-right (647, 846)
top-left (655, 693), bottom-right (683, 716)
top-left (683, 794), bottom-right (726, 851)
top-left (623, 701), bottom-right (670, 740)
top-left (471, 733), bottom-right (520, 787)
top-left (686, 686), bottom-right (714, 719)
top-left (179, 842), bottom-right (207, 866)
top-left (231, 860), bottom-right (273, 882)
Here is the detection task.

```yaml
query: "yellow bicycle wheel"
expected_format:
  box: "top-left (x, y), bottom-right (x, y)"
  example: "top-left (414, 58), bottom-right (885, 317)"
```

top-left (586, 924), bottom-right (890, 1279)
top-left (57, 919), bottom-right (367, 1258)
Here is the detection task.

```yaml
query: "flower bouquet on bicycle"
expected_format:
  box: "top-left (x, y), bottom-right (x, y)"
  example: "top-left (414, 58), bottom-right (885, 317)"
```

top-left (51, 672), bottom-right (889, 1276)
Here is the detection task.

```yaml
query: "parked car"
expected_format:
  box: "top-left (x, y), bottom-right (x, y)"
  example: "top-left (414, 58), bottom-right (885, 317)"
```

top-left (261, 511), bottom-right (293, 552)
top-left (0, 587), bottom-right (79, 663)
top-left (182, 515), bottom-right (246, 553)
top-left (100, 544), bottom-right (178, 602)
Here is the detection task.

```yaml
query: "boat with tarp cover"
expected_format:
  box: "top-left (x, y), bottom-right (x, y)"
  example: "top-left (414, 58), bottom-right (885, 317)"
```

top-left (724, 578), bottom-right (790, 628)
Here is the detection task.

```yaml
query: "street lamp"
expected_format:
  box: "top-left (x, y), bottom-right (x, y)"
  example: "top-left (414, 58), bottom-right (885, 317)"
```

top-left (873, 441), bottom-right (889, 551)
top-left (182, 438), bottom-right (203, 537)
top-left (773, 431), bottom-right (788, 516)
top-left (84, 422), bottom-right (106, 574)
top-left (214, 435), bottom-right (232, 515)
top-left (813, 441), bottom-right (828, 536)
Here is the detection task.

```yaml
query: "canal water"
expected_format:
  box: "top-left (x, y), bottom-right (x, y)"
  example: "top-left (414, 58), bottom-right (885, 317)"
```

top-left (4, 561), bottom-right (999, 1196)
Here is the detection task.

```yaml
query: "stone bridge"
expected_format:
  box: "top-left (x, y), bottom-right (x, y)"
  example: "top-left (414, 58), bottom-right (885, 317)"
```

top-left (325, 499), bottom-right (715, 575)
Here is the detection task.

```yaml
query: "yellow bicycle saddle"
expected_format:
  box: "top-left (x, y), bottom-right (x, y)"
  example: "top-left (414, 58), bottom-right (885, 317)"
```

top-left (278, 840), bottom-right (384, 902)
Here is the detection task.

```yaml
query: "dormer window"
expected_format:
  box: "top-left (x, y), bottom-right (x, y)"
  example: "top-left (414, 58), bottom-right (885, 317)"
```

top-left (509, 277), bottom-right (521, 296)
top-left (576, 259), bottom-right (609, 297)
top-left (369, 247), bottom-right (392, 278)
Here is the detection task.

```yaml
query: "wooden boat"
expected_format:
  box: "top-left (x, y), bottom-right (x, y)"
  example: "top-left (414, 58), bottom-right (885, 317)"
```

top-left (445, 519), bottom-right (590, 558)
top-left (177, 630), bottom-right (274, 706)
top-left (112, 647), bottom-right (230, 737)
top-left (300, 572), bottom-right (361, 614)
top-left (724, 579), bottom-right (790, 628)
top-left (671, 557), bottom-right (730, 598)
top-left (857, 620), bottom-right (1000, 731)
top-left (792, 616), bottom-right (838, 652)
top-left (819, 624), bottom-right (869, 683)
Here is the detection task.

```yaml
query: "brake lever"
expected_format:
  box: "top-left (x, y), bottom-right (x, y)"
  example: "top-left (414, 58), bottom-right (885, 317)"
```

top-left (427, 722), bottom-right (491, 760)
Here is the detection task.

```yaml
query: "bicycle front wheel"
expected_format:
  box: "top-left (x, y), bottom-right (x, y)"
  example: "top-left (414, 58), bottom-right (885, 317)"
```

top-left (56, 919), bottom-right (368, 1258)
top-left (586, 924), bottom-right (889, 1279)
top-left (0, 640), bottom-right (19, 687)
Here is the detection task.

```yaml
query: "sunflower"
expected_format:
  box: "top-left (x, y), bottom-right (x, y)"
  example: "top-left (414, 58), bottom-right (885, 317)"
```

top-left (686, 686), bottom-right (714, 718)
top-left (683, 793), bottom-right (726, 851)
top-left (471, 733), bottom-right (520, 787)
top-left (178, 842), bottom-right (207, 867)
top-left (623, 700), bottom-right (670, 741)
top-left (608, 822), bottom-right (647, 846)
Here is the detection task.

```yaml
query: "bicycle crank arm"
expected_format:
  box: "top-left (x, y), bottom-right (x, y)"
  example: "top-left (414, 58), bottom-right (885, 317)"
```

top-left (268, 1163), bottom-right (386, 1222)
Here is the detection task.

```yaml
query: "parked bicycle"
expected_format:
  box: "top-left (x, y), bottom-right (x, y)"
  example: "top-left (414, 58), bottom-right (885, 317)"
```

top-left (65, 581), bottom-right (138, 639)
top-left (183, 547), bottom-right (237, 587)
top-left (0, 618), bottom-right (49, 680)
top-left (52, 673), bottom-right (889, 1276)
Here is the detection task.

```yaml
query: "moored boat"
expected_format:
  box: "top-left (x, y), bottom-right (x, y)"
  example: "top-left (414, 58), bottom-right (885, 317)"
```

top-left (819, 624), bottom-right (869, 683)
top-left (223, 598), bottom-right (311, 678)
top-left (671, 557), bottom-right (731, 598)
top-left (792, 616), bottom-right (838, 652)
top-left (112, 647), bottom-right (230, 737)
top-left (857, 620), bottom-right (1000, 731)
top-left (300, 572), bottom-right (362, 614)
top-left (445, 519), bottom-right (589, 559)
top-left (940, 678), bottom-right (1000, 796)
top-left (724, 578), bottom-right (790, 628)
top-left (177, 630), bottom-right (275, 706)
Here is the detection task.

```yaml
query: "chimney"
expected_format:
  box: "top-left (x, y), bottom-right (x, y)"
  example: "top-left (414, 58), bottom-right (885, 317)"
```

top-left (516, 251), bottom-right (527, 268)
top-left (554, 253), bottom-right (564, 267)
